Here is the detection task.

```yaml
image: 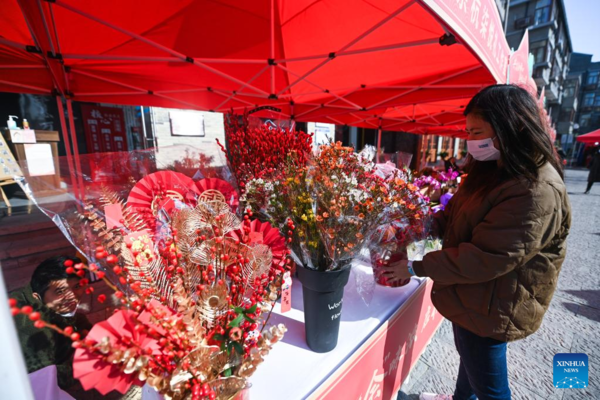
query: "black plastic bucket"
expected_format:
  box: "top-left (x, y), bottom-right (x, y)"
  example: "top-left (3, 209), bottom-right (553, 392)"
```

top-left (296, 265), bottom-right (351, 353)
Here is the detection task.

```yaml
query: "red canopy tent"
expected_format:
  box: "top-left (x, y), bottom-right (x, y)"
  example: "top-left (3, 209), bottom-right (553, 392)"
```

top-left (1, 0), bottom-right (517, 193)
top-left (576, 129), bottom-right (600, 145)
top-left (1, 0), bottom-right (511, 127)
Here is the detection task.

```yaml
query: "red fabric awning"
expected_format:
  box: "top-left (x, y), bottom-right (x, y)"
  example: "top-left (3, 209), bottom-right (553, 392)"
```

top-left (576, 129), bottom-right (600, 145)
top-left (0, 0), bottom-right (512, 133)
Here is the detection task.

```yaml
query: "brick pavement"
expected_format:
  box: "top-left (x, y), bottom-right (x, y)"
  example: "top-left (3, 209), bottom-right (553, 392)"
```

top-left (398, 168), bottom-right (600, 400)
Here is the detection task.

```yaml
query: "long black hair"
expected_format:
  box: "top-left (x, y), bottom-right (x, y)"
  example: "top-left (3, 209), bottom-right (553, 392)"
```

top-left (461, 84), bottom-right (563, 196)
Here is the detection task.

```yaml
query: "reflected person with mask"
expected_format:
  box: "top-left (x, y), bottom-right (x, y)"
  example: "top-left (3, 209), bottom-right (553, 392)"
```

top-left (10, 255), bottom-right (92, 391)
top-left (381, 85), bottom-right (571, 400)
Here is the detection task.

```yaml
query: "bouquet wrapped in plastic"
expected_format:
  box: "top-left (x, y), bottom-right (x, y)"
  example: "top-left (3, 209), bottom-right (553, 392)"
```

top-left (242, 142), bottom-right (426, 272)
top-left (367, 162), bottom-right (442, 287)
top-left (11, 145), bottom-right (287, 400)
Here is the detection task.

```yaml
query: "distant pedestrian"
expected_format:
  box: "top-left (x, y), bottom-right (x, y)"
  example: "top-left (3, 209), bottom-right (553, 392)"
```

top-left (585, 148), bottom-right (600, 194)
top-left (444, 156), bottom-right (460, 173)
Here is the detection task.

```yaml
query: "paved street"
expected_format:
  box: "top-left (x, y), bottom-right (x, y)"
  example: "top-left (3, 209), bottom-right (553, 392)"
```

top-left (398, 168), bottom-right (600, 400)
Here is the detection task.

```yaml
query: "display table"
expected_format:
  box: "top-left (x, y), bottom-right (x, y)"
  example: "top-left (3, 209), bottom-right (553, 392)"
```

top-left (250, 262), bottom-right (443, 400)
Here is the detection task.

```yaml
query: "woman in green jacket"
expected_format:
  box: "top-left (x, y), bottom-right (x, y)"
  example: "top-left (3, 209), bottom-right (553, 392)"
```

top-left (383, 85), bottom-right (571, 400)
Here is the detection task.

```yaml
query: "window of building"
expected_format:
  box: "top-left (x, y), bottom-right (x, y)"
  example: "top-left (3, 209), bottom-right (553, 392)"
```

top-left (583, 93), bottom-right (595, 107)
top-left (531, 41), bottom-right (548, 64)
top-left (587, 71), bottom-right (599, 85)
top-left (595, 95), bottom-right (600, 107)
top-left (580, 113), bottom-right (591, 127)
top-left (535, 0), bottom-right (552, 25)
top-left (532, 48), bottom-right (546, 64)
top-left (564, 86), bottom-right (575, 98)
top-left (557, 28), bottom-right (565, 51)
top-left (552, 60), bottom-right (561, 79)
top-left (559, 108), bottom-right (572, 122)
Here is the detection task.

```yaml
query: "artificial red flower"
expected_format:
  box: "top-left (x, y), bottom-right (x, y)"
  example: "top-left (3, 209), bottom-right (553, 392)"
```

top-left (73, 310), bottom-right (160, 395)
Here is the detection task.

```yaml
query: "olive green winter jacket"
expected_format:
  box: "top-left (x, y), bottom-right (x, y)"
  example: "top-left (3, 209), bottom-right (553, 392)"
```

top-left (413, 163), bottom-right (571, 342)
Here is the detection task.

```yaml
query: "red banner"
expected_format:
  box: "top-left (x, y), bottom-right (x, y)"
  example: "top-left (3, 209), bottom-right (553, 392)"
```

top-left (509, 30), bottom-right (537, 95)
top-left (422, 0), bottom-right (510, 84)
top-left (80, 104), bottom-right (127, 153)
top-left (309, 279), bottom-right (444, 400)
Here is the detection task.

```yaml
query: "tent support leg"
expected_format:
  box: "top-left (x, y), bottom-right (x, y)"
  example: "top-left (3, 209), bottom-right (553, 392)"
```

top-left (377, 127), bottom-right (382, 162)
top-left (56, 96), bottom-right (80, 203)
top-left (66, 99), bottom-right (85, 201)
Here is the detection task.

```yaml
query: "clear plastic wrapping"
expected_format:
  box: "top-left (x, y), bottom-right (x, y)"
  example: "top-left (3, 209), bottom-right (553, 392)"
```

top-left (243, 142), bottom-right (427, 272)
top-left (12, 144), bottom-right (288, 399)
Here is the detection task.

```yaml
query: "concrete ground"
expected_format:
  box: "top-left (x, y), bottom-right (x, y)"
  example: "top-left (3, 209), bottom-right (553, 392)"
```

top-left (398, 168), bottom-right (600, 400)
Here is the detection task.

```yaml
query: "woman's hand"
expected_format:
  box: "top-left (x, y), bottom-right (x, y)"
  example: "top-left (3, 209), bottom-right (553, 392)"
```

top-left (380, 259), bottom-right (412, 284)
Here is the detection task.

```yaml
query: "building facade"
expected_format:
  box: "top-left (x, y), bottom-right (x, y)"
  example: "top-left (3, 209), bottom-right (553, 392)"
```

top-left (570, 54), bottom-right (600, 135)
top-left (506, 0), bottom-right (573, 128)
top-left (555, 71), bottom-right (581, 149)
top-left (494, 0), bottom-right (511, 31)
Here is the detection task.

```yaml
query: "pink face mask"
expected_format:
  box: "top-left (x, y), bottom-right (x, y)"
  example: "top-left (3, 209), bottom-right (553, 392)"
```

top-left (467, 137), bottom-right (501, 161)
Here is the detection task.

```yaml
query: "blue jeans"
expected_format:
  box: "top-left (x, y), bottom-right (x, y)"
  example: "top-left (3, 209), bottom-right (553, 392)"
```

top-left (452, 324), bottom-right (511, 400)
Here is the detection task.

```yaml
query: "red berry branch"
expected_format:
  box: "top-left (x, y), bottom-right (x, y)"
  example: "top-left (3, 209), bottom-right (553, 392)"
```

top-left (217, 111), bottom-right (313, 188)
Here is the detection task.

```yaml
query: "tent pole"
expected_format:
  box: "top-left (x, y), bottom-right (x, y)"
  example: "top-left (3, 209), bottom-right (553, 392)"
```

top-left (66, 99), bottom-right (85, 201)
top-left (0, 80), bottom-right (50, 93)
top-left (62, 54), bottom-right (264, 64)
top-left (75, 92), bottom-right (147, 97)
top-left (377, 126), bottom-right (382, 162)
top-left (0, 65), bottom-right (45, 69)
top-left (56, 96), bottom-right (80, 203)
top-left (140, 106), bottom-right (148, 149)
top-left (270, 0), bottom-right (275, 94)
top-left (367, 65), bottom-right (482, 109)
top-left (276, 64), bottom-right (363, 109)
top-left (215, 65), bottom-right (270, 110)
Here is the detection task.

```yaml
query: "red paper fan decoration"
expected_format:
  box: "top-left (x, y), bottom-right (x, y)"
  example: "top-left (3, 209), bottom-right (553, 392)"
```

top-left (127, 171), bottom-right (200, 213)
top-left (195, 178), bottom-right (239, 210)
top-left (231, 219), bottom-right (287, 268)
top-left (73, 310), bottom-right (161, 395)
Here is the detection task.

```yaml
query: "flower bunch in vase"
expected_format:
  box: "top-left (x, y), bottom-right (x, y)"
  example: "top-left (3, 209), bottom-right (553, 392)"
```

top-left (12, 171), bottom-right (288, 400)
top-left (242, 142), bottom-right (425, 351)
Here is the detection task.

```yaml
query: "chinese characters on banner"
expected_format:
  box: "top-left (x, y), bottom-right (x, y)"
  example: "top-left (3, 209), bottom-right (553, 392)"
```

top-left (80, 104), bottom-right (127, 153)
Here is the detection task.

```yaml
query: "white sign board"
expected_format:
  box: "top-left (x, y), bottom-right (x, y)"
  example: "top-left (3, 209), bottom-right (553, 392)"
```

top-left (170, 111), bottom-right (205, 137)
top-left (24, 143), bottom-right (55, 177)
top-left (307, 122), bottom-right (335, 149)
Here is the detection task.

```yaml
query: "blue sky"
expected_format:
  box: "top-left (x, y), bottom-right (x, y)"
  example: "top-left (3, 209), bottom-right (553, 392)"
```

top-left (563, 0), bottom-right (600, 60)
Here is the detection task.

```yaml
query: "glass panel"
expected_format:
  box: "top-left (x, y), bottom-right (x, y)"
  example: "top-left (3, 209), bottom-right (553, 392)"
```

top-left (564, 87), bottom-right (575, 98)
top-left (534, 6), bottom-right (551, 24)
top-left (533, 47), bottom-right (546, 64)
top-left (580, 114), bottom-right (591, 127)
